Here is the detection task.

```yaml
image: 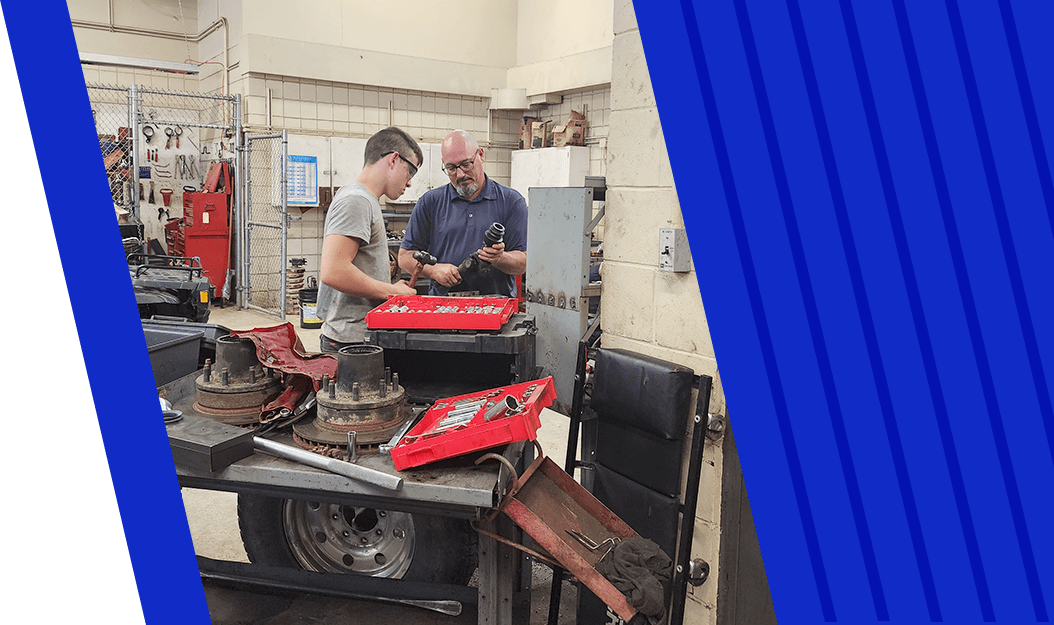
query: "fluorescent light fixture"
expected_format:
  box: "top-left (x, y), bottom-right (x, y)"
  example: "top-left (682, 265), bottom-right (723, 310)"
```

top-left (80, 53), bottom-right (200, 75)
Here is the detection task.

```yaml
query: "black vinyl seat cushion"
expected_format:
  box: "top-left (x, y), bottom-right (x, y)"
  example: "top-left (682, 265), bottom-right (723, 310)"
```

top-left (589, 348), bottom-right (694, 441)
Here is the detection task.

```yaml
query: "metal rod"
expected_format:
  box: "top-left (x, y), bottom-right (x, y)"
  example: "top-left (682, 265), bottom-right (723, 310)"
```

top-left (197, 564), bottom-right (463, 616)
top-left (346, 432), bottom-right (358, 463)
top-left (240, 131), bottom-right (250, 308)
top-left (129, 84), bottom-right (140, 219)
top-left (668, 376), bottom-right (713, 625)
top-left (585, 201), bottom-right (606, 235)
top-left (548, 340), bottom-right (590, 625)
top-left (135, 119), bottom-right (234, 130)
top-left (135, 88), bottom-right (233, 101)
top-left (279, 128), bottom-right (289, 319)
top-left (233, 92), bottom-right (243, 305)
top-left (563, 341), bottom-right (589, 475)
top-left (253, 437), bottom-right (403, 491)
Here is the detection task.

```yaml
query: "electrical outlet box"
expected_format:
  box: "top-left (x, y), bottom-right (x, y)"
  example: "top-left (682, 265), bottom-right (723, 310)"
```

top-left (659, 228), bottom-right (691, 272)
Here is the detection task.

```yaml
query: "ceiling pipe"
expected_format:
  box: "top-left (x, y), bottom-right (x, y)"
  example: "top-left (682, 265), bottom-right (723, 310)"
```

top-left (72, 12), bottom-right (230, 95)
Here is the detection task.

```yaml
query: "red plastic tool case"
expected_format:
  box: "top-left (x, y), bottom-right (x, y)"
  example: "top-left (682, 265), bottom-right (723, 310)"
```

top-left (390, 377), bottom-right (556, 471)
top-left (366, 295), bottom-right (518, 331)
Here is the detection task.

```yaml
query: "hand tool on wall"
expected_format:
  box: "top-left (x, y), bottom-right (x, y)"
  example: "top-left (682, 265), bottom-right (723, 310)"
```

top-left (174, 125), bottom-right (183, 148)
top-left (408, 250), bottom-right (437, 288)
top-left (142, 125), bottom-right (154, 144)
top-left (148, 180), bottom-right (155, 205)
top-left (177, 155), bottom-right (196, 180)
top-left (159, 188), bottom-right (174, 208)
top-left (165, 126), bottom-right (174, 149)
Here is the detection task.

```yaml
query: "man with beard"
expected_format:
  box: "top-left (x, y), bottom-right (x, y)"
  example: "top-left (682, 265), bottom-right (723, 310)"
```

top-left (398, 130), bottom-right (527, 297)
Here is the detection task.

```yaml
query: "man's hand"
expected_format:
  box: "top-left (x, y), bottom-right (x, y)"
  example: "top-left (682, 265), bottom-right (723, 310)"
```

top-left (391, 280), bottom-right (417, 295)
top-left (476, 242), bottom-right (505, 265)
top-left (430, 263), bottom-right (462, 288)
top-left (478, 243), bottom-right (526, 276)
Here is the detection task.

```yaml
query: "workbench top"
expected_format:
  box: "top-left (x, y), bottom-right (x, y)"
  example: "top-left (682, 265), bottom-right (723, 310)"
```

top-left (163, 370), bottom-right (520, 517)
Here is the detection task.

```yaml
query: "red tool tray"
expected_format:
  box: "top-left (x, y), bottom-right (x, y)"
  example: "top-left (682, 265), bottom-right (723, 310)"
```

top-left (366, 295), bottom-right (518, 331)
top-left (390, 377), bottom-right (556, 471)
top-left (496, 455), bottom-right (641, 623)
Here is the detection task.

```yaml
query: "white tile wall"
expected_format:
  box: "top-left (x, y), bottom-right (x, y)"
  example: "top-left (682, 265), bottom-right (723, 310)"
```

top-left (82, 66), bottom-right (202, 92)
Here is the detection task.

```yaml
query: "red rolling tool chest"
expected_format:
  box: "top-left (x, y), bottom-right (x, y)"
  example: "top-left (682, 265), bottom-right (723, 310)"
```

top-left (182, 162), bottom-right (232, 298)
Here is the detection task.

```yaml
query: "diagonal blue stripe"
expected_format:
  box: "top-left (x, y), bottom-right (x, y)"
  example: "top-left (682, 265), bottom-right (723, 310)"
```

top-left (678, 0), bottom-right (836, 620)
top-left (780, 0), bottom-right (942, 619)
top-left (999, 0), bottom-right (1054, 270)
top-left (731, 0), bottom-right (888, 619)
top-left (940, 0), bottom-right (1049, 619)
top-left (838, 0), bottom-right (995, 620)
top-left (892, 0), bottom-right (1043, 619)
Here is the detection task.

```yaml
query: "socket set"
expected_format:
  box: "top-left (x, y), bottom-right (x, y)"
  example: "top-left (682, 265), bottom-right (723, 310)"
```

top-left (365, 295), bottom-right (518, 331)
top-left (389, 377), bottom-right (556, 470)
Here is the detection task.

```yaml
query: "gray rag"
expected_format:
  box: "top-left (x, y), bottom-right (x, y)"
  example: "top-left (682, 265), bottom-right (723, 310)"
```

top-left (595, 536), bottom-right (673, 625)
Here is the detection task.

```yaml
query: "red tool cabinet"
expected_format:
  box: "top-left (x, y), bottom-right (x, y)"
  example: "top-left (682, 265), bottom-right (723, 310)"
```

top-left (179, 162), bottom-right (232, 298)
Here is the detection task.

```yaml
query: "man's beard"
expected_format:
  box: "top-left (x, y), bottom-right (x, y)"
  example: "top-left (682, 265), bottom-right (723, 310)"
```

top-left (455, 179), bottom-right (479, 198)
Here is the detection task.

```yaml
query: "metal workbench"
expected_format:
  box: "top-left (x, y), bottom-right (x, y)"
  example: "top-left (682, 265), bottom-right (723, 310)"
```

top-left (163, 370), bottom-right (530, 623)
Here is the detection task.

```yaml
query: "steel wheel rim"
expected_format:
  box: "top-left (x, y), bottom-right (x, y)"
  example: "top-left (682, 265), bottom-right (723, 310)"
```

top-left (282, 500), bottom-right (416, 577)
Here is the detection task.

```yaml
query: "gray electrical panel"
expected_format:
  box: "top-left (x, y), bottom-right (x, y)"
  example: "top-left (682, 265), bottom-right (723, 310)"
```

top-left (525, 186), bottom-right (597, 413)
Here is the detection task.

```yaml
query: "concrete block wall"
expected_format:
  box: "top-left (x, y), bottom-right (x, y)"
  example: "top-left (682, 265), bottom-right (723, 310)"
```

top-left (80, 65), bottom-right (200, 92)
top-left (607, 1), bottom-right (725, 623)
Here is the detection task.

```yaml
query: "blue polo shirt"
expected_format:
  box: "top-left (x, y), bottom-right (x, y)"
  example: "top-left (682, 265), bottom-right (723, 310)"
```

top-left (401, 177), bottom-right (528, 297)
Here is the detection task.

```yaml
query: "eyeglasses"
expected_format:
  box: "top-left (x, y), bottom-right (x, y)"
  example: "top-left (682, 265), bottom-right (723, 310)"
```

top-left (442, 152), bottom-right (478, 175)
top-left (383, 151), bottom-right (418, 180)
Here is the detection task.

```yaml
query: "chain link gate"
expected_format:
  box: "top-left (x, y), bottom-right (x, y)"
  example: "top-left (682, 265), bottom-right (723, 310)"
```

top-left (241, 131), bottom-right (288, 317)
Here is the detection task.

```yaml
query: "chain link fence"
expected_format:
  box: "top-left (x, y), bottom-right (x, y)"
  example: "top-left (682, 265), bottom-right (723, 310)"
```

top-left (243, 132), bottom-right (288, 316)
top-left (86, 83), bottom-right (245, 301)
top-left (87, 85), bottom-right (135, 218)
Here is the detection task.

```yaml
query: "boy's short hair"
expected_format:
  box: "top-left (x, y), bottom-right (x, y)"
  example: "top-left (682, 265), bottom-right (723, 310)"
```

top-left (364, 127), bottom-right (423, 167)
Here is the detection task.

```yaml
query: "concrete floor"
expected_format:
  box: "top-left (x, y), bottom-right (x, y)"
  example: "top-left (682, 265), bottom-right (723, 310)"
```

top-left (183, 305), bottom-right (579, 624)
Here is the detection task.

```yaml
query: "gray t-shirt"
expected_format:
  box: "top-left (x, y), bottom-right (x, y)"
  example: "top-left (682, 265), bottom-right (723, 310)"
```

top-left (316, 183), bottom-right (390, 343)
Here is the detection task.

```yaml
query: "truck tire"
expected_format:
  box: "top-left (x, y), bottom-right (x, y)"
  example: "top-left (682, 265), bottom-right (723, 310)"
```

top-left (236, 494), bottom-right (477, 584)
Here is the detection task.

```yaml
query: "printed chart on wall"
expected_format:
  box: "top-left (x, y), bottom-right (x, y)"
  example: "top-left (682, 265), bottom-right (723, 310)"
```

top-left (287, 154), bottom-right (318, 207)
